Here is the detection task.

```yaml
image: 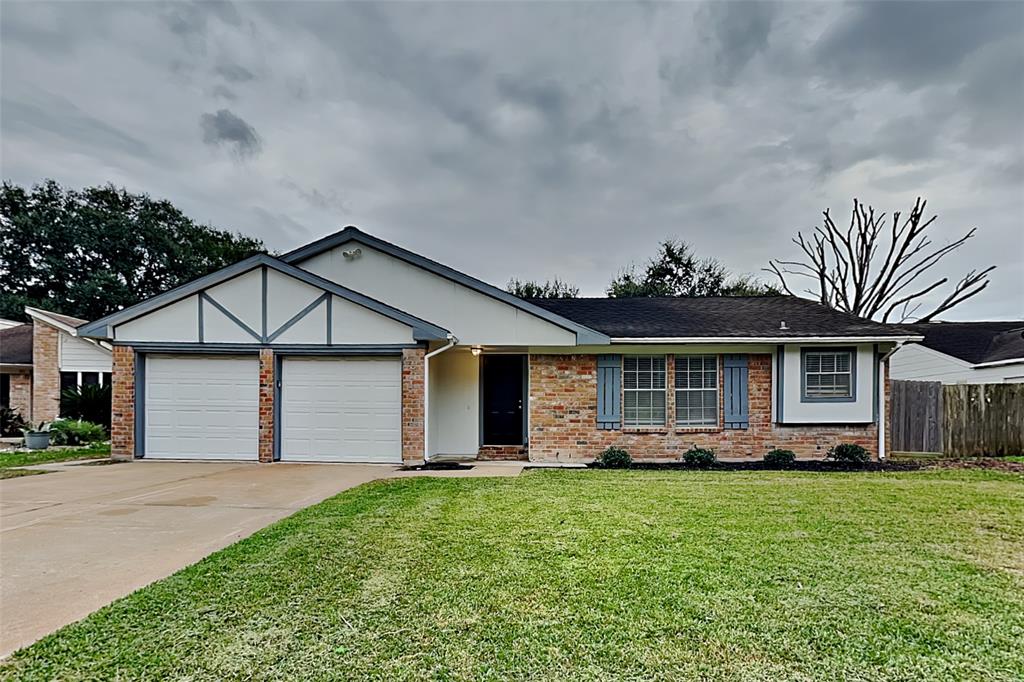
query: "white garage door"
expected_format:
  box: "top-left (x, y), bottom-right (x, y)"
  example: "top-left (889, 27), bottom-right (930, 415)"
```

top-left (144, 355), bottom-right (258, 460)
top-left (280, 357), bottom-right (401, 463)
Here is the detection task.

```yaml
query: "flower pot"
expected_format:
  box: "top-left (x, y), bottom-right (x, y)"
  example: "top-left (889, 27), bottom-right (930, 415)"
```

top-left (24, 431), bottom-right (51, 450)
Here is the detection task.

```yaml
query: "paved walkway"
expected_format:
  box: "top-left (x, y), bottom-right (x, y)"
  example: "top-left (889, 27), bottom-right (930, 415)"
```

top-left (0, 459), bottom-right (524, 656)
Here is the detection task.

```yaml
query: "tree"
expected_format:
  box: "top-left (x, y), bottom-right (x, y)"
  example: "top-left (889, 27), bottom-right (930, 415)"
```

top-left (506, 278), bottom-right (580, 299)
top-left (0, 180), bottom-right (266, 322)
top-left (766, 198), bottom-right (995, 322)
top-left (608, 238), bottom-right (779, 298)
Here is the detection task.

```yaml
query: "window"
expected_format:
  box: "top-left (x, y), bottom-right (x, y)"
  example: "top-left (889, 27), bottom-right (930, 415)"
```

top-left (802, 349), bottom-right (855, 400)
top-left (81, 372), bottom-right (100, 387)
top-left (623, 355), bottom-right (666, 426)
top-left (675, 355), bottom-right (718, 427)
top-left (1, 374), bottom-right (9, 410)
top-left (102, 372), bottom-right (112, 387)
top-left (60, 372), bottom-right (78, 394)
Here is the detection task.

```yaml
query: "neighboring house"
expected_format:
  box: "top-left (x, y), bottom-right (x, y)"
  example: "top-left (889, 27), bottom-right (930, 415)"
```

top-left (890, 321), bottom-right (1024, 384)
top-left (77, 227), bottom-right (919, 464)
top-left (0, 308), bottom-right (113, 422)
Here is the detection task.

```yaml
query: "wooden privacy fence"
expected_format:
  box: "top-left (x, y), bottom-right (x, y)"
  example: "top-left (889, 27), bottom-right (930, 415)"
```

top-left (891, 380), bottom-right (1024, 456)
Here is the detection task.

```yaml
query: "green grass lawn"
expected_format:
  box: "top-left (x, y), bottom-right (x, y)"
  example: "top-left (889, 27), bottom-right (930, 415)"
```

top-left (3, 469), bottom-right (1022, 681)
top-left (0, 443), bottom-right (110, 478)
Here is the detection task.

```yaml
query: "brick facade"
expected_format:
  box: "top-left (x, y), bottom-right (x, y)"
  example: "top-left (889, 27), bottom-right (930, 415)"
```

top-left (31, 320), bottom-right (60, 422)
top-left (8, 371), bottom-right (32, 420)
top-left (402, 348), bottom-right (425, 465)
top-left (528, 354), bottom-right (883, 463)
top-left (110, 346), bottom-right (135, 460)
top-left (258, 349), bottom-right (275, 463)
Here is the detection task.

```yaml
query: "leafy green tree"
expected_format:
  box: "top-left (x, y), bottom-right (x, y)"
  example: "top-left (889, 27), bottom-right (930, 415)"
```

top-left (506, 277), bottom-right (580, 299)
top-left (608, 238), bottom-right (779, 298)
top-left (0, 180), bottom-right (266, 321)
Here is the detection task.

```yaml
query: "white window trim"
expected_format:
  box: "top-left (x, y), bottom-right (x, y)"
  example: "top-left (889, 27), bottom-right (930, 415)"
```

top-left (674, 354), bottom-right (719, 427)
top-left (622, 355), bottom-right (667, 427)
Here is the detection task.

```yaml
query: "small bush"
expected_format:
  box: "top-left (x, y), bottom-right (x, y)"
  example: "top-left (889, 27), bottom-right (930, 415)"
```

top-left (49, 419), bottom-right (108, 446)
top-left (764, 448), bottom-right (796, 468)
top-left (827, 443), bottom-right (870, 464)
top-left (1, 407), bottom-right (27, 437)
top-left (60, 383), bottom-right (112, 428)
top-left (594, 446), bottom-right (632, 469)
top-left (683, 447), bottom-right (716, 468)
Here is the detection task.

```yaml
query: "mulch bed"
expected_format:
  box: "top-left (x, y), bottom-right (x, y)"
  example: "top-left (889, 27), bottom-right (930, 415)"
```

top-left (591, 460), bottom-right (924, 472)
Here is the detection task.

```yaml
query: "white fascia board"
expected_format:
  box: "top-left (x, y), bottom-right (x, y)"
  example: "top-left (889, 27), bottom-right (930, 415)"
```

top-left (610, 335), bottom-right (924, 344)
top-left (972, 357), bottom-right (1024, 369)
top-left (24, 307), bottom-right (80, 335)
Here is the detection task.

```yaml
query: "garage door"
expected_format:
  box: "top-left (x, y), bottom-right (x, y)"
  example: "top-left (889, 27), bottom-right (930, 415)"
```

top-left (280, 357), bottom-right (401, 463)
top-left (144, 355), bottom-right (258, 460)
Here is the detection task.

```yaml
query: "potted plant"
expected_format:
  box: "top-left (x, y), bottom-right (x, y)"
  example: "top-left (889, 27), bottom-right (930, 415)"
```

top-left (23, 421), bottom-right (52, 450)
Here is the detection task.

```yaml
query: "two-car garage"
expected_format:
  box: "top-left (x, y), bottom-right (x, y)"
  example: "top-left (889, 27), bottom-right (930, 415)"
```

top-left (141, 354), bottom-right (402, 463)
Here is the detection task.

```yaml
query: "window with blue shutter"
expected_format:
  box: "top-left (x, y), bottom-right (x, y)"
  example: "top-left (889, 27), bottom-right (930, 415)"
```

top-left (596, 355), bottom-right (621, 430)
top-left (723, 354), bottom-right (749, 429)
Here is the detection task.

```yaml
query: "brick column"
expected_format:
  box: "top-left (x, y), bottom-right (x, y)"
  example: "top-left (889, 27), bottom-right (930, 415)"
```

top-left (9, 371), bottom-right (32, 420)
top-left (110, 346), bottom-right (135, 460)
top-left (258, 349), bottom-right (275, 463)
top-left (401, 348), bottom-right (425, 465)
top-left (31, 320), bottom-right (60, 422)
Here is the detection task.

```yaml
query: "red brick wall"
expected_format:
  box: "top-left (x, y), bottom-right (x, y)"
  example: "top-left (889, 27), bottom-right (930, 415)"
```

top-left (110, 346), bottom-right (135, 460)
top-left (528, 354), bottom-right (881, 462)
top-left (8, 371), bottom-right (32, 420)
top-left (258, 349), bottom-right (275, 463)
top-left (402, 348), bottom-right (425, 464)
top-left (31, 320), bottom-right (60, 422)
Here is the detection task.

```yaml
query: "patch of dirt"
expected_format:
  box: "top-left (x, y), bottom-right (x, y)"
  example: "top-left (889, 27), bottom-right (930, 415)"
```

top-left (595, 460), bottom-right (923, 472)
top-left (75, 459), bottom-right (125, 466)
top-left (929, 458), bottom-right (1024, 473)
top-left (402, 462), bottom-right (475, 471)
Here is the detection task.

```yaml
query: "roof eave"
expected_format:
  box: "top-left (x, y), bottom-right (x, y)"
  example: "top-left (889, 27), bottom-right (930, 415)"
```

top-left (609, 335), bottom-right (925, 344)
top-left (971, 357), bottom-right (1024, 369)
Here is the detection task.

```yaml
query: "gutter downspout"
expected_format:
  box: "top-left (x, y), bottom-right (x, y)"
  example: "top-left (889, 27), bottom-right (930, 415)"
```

top-left (877, 341), bottom-right (905, 461)
top-left (423, 334), bottom-right (458, 463)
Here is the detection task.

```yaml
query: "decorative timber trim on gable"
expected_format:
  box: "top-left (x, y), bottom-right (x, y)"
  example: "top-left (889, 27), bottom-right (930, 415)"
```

top-left (77, 255), bottom-right (450, 343)
top-left (281, 226), bottom-right (609, 345)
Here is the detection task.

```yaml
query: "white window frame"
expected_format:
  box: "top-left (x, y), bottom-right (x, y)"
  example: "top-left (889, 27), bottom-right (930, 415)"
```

top-left (623, 355), bottom-right (666, 427)
top-left (675, 354), bottom-right (719, 427)
top-left (801, 348), bottom-right (855, 401)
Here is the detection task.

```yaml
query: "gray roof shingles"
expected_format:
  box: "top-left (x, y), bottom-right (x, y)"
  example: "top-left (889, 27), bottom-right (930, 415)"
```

top-left (0, 324), bottom-right (33, 365)
top-left (903, 321), bottom-right (1024, 365)
top-left (529, 296), bottom-right (915, 339)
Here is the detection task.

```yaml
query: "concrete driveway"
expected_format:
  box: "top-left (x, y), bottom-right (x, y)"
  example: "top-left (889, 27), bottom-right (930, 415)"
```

top-left (0, 459), bottom-right (523, 656)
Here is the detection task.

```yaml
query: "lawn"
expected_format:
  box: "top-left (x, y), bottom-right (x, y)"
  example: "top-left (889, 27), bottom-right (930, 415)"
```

top-left (3, 469), bottom-right (1022, 681)
top-left (0, 443), bottom-right (110, 479)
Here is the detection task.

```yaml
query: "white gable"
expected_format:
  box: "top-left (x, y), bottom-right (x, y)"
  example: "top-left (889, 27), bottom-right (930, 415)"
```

top-left (297, 243), bottom-right (576, 346)
top-left (116, 295), bottom-right (200, 342)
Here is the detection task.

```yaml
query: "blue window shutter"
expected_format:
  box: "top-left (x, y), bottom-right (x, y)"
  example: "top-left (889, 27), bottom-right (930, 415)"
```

top-left (723, 354), bottom-right (749, 429)
top-left (596, 355), bottom-right (621, 430)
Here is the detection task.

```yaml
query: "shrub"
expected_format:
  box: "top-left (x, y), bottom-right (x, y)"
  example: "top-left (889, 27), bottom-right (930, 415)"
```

top-left (594, 446), bottom-right (632, 469)
top-left (49, 419), bottom-right (108, 446)
top-left (683, 447), bottom-right (716, 468)
top-left (764, 448), bottom-right (797, 468)
top-left (0, 407), bottom-right (27, 437)
top-left (60, 383), bottom-right (112, 428)
top-left (827, 443), bottom-right (870, 464)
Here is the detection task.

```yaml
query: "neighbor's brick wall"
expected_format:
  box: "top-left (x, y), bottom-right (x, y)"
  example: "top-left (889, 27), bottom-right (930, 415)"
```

top-left (402, 348), bottom-right (425, 464)
top-left (8, 371), bottom-right (32, 420)
top-left (528, 354), bottom-right (881, 463)
top-left (31, 320), bottom-right (60, 422)
top-left (110, 346), bottom-right (135, 460)
top-left (258, 349), bottom-right (275, 463)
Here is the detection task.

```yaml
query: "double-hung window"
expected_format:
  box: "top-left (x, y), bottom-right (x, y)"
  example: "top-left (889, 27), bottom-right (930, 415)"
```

top-left (802, 349), bottom-right (854, 400)
top-left (623, 355), bottom-right (666, 426)
top-left (675, 355), bottom-right (718, 427)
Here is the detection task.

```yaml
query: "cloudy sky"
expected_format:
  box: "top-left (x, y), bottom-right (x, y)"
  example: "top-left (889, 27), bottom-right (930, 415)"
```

top-left (2, 1), bottom-right (1022, 319)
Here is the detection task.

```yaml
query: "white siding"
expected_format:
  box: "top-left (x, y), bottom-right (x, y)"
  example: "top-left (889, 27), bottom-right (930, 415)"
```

top-left (59, 333), bottom-right (111, 372)
top-left (204, 269), bottom-right (262, 332)
top-left (116, 295), bottom-right (200, 342)
top-left (202, 302), bottom-right (258, 343)
top-left (890, 344), bottom-right (1024, 384)
top-left (265, 268), bottom-right (322, 333)
top-left (780, 343), bottom-right (876, 424)
top-left (298, 243), bottom-right (576, 346)
top-left (275, 302), bottom-right (327, 344)
top-left (331, 295), bottom-right (413, 344)
top-left (428, 348), bottom-right (479, 456)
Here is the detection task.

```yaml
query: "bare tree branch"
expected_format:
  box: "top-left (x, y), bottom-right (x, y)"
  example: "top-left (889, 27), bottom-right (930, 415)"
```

top-left (766, 198), bottom-right (995, 322)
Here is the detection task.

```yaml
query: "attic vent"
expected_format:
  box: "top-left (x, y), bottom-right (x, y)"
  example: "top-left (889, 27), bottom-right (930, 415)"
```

top-left (779, 320), bottom-right (789, 330)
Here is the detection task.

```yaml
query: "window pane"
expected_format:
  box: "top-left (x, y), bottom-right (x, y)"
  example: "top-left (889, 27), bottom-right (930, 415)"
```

top-left (60, 372), bottom-right (77, 393)
top-left (102, 372), bottom-right (112, 387)
top-left (81, 372), bottom-right (100, 387)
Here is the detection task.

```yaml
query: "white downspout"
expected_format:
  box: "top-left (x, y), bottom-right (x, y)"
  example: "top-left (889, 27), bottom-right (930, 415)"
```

top-left (423, 334), bottom-right (458, 463)
top-left (877, 341), bottom-right (905, 461)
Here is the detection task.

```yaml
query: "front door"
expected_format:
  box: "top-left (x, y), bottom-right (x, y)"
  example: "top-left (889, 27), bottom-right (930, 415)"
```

top-left (481, 355), bottom-right (525, 445)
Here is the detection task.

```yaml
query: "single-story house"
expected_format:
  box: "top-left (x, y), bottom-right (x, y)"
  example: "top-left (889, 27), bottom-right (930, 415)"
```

top-left (77, 227), bottom-right (920, 464)
top-left (0, 308), bottom-right (112, 423)
top-left (889, 321), bottom-right (1024, 384)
